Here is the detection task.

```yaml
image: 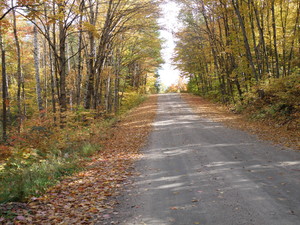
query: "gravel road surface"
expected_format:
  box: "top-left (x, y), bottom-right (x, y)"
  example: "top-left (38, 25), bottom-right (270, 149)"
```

top-left (101, 93), bottom-right (300, 225)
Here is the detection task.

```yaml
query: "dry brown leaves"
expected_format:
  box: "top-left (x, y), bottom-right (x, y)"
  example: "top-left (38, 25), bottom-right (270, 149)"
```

top-left (4, 95), bottom-right (158, 225)
top-left (181, 93), bottom-right (299, 150)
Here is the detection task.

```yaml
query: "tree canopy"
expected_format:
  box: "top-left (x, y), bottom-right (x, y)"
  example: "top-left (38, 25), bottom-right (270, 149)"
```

top-left (0, 0), bottom-right (163, 136)
top-left (174, 0), bottom-right (299, 103)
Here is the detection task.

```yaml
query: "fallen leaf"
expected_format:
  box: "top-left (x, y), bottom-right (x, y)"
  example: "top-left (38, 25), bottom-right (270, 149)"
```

top-left (16, 215), bottom-right (26, 221)
top-left (103, 214), bottom-right (111, 219)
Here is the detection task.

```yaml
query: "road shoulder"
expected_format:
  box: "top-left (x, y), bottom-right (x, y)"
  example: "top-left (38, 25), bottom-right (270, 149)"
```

top-left (181, 93), bottom-right (299, 150)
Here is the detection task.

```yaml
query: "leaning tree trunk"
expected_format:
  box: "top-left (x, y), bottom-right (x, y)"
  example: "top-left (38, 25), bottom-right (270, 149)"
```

top-left (200, 0), bottom-right (226, 102)
top-left (232, 0), bottom-right (258, 81)
top-left (248, 0), bottom-right (262, 79)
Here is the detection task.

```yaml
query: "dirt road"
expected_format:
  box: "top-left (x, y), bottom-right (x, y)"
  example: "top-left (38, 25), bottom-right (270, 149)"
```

top-left (102, 93), bottom-right (300, 225)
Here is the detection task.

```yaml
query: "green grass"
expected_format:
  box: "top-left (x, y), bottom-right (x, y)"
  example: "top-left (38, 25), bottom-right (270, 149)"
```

top-left (0, 141), bottom-right (103, 203)
top-left (0, 157), bottom-right (78, 203)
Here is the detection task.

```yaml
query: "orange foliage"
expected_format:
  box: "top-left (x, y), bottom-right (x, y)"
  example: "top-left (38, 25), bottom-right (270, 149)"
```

top-left (1, 95), bottom-right (158, 224)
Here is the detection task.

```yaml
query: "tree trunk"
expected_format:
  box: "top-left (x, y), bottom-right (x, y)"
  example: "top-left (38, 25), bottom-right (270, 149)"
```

top-left (287, 1), bottom-right (300, 75)
top-left (58, 3), bottom-right (67, 127)
top-left (232, 0), bottom-right (258, 81)
top-left (84, 0), bottom-right (97, 109)
top-left (200, 1), bottom-right (226, 102)
top-left (248, 0), bottom-right (262, 79)
top-left (43, 39), bottom-right (48, 110)
top-left (271, 1), bottom-right (280, 78)
top-left (114, 75), bottom-right (120, 114)
top-left (251, 0), bottom-right (270, 75)
top-left (12, 3), bottom-right (23, 131)
top-left (76, 1), bottom-right (84, 106)
top-left (1, 34), bottom-right (7, 142)
top-left (52, 1), bottom-right (60, 106)
top-left (93, 56), bottom-right (106, 109)
top-left (49, 43), bottom-right (57, 123)
top-left (105, 75), bottom-right (111, 113)
top-left (33, 24), bottom-right (44, 113)
top-left (280, 0), bottom-right (289, 77)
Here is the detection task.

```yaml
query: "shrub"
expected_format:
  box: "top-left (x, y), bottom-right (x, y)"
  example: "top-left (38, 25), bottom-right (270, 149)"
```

top-left (0, 90), bottom-right (145, 203)
top-left (244, 75), bottom-right (300, 124)
top-left (120, 91), bottom-right (146, 113)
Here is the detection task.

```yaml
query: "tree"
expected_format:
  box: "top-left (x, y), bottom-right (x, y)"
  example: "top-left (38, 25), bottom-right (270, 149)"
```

top-left (0, 0), bottom-right (162, 138)
top-left (174, 0), bottom-right (300, 103)
top-left (0, 32), bottom-right (7, 142)
top-left (11, 1), bottom-right (24, 131)
top-left (33, 19), bottom-right (44, 114)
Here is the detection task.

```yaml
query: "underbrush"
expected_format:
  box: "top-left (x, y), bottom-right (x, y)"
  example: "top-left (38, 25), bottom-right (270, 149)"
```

top-left (0, 120), bottom-right (103, 203)
top-left (238, 75), bottom-right (300, 128)
top-left (188, 75), bottom-right (299, 129)
top-left (0, 93), bottom-right (146, 203)
top-left (119, 91), bottom-right (146, 114)
top-left (0, 156), bottom-right (79, 203)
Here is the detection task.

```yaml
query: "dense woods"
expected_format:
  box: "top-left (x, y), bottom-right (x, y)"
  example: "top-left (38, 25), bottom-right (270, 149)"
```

top-left (0, 0), bottom-right (299, 209)
top-left (0, 0), bottom-right (162, 203)
top-left (174, 0), bottom-right (299, 111)
top-left (0, 0), bottom-right (162, 137)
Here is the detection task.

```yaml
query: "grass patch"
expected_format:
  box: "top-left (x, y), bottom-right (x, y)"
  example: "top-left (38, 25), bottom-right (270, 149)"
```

top-left (79, 143), bottom-right (100, 157)
top-left (0, 156), bottom-right (79, 203)
top-left (0, 141), bottom-right (101, 203)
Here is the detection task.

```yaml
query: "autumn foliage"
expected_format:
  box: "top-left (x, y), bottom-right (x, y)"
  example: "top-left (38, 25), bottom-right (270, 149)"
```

top-left (0, 95), bottom-right (158, 224)
top-left (0, 0), bottom-right (163, 212)
top-left (174, 0), bottom-right (299, 134)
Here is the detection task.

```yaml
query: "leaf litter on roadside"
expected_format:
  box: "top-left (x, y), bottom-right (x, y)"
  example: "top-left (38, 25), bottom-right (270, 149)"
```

top-left (2, 96), bottom-right (158, 224)
top-left (182, 93), bottom-right (299, 150)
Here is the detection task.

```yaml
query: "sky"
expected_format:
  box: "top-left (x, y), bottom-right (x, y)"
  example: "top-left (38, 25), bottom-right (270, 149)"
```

top-left (158, 1), bottom-right (181, 88)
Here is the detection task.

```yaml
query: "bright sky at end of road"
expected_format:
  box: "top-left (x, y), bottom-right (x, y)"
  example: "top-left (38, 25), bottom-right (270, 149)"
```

top-left (158, 0), bottom-right (181, 88)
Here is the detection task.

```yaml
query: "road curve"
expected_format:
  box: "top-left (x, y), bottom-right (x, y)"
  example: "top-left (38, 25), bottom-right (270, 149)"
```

top-left (101, 93), bottom-right (300, 225)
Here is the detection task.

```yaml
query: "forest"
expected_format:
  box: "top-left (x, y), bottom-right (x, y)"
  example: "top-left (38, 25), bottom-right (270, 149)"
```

top-left (0, 0), bottom-right (162, 203)
top-left (0, 0), bottom-right (299, 214)
top-left (174, 0), bottom-right (299, 126)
